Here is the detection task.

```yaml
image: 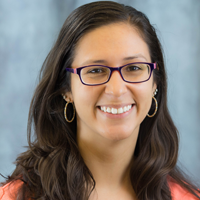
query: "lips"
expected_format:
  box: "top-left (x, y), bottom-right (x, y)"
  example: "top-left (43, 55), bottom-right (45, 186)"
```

top-left (99, 104), bottom-right (133, 115)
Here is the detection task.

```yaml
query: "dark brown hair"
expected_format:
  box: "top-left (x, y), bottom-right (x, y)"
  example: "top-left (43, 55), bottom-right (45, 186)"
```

top-left (2, 1), bottom-right (200, 200)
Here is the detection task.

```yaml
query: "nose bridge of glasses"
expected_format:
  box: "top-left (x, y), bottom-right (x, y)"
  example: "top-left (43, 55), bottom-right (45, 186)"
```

top-left (109, 66), bottom-right (123, 79)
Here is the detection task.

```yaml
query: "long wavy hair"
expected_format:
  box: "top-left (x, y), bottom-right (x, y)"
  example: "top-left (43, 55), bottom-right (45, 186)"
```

top-left (3, 1), bottom-right (200, 200)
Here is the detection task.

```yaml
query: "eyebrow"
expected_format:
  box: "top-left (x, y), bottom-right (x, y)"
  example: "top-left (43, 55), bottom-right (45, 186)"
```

top-left (81, 54), bottom-right (147, 66)
top-left (123, 54), bottom-right (147, 61)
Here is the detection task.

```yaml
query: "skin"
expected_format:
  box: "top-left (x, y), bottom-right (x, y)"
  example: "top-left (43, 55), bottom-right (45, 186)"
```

top-left (65, 22), bottom-right (157, 200)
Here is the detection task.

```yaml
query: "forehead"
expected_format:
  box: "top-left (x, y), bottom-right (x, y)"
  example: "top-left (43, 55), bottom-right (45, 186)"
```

top-left (72, 22), bottom-right (151, 66)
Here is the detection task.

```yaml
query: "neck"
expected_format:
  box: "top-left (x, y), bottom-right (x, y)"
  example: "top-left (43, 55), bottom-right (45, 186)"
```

top-left (77, 128), bottom-right (139, 192)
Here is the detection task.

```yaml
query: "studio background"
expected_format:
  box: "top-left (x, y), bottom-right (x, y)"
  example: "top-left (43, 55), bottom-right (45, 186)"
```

top-left (0, 0), bottom-right (200, 184)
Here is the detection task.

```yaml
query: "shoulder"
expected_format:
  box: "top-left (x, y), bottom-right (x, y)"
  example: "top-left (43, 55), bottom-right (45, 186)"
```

top-left (0, 180), bottom-right (23, 200)
top-left (168, 178), bottom-right (200, 200)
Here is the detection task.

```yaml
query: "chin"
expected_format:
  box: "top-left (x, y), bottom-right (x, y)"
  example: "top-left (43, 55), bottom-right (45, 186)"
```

top-left (102, 129), bottom-right (136, 141)
top-left (101, 126), bottom-right (139, 141)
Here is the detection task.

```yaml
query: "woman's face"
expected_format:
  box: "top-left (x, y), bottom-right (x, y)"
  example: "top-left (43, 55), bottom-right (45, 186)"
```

top-left (67, 23), bottom-right (156, 142)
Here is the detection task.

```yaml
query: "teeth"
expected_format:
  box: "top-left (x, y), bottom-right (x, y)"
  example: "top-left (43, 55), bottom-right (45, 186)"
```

top-left (118, 107), bottom-right (123, 114)
top-left (107, 107), bottom-right (111, 113)
top-left (111, 108), bottom-right (117, 114)
top-left (100, 105), bottom-right (132, 114)
top-left (123, 106), bottom-right (127, 112)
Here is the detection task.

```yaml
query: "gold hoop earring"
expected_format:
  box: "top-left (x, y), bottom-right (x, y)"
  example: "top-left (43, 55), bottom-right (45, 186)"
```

top-left (147, 96), bottom-right (158, 118)
top-left (64, 101), bottom-right (75, 122)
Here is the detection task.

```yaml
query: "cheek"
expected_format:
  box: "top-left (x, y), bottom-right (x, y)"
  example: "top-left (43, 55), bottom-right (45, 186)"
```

top-left (133, 84), bottom-right (154, 112)
top-left (73, 87), bottom-right (93, 124)
top-left (71, 79), bottom-right (102, 117)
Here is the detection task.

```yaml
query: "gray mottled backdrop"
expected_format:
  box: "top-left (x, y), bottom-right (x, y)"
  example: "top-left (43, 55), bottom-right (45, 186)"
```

top-left (0, 0), bottom-right (200, 184)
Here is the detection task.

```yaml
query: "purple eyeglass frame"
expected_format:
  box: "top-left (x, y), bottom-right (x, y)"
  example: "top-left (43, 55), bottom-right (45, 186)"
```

top-left (65, 62), bottom-right (157, 86)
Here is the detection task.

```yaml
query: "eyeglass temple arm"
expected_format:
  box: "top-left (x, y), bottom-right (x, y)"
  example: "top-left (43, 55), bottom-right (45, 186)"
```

top-left (153, 63), bottom-right (159, 70)
top-left (66, 68), bottom-right (77, 74)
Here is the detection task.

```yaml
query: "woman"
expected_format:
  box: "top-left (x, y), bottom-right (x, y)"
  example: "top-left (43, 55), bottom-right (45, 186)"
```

top-left (0, 1), bottom-right (199, 200)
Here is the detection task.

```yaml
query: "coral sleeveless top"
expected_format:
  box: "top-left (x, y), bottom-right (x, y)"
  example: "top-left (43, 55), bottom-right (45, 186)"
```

top-left (0, 179), bottom-right (199, 199)
top-left (0, 180), bottom-right (24, 200)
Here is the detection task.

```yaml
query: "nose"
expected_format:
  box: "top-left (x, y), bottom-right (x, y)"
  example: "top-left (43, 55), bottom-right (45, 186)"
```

top-left (104, 71), bottom-right (128, 97)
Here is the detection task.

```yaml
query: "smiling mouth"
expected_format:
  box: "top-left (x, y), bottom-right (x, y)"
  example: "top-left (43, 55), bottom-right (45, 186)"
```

top-left (98, 104), bottom-right (133, 115)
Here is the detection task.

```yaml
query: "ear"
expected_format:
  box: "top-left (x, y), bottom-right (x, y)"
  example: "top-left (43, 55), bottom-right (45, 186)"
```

top-left (62, 92), bottom-right (73, 102)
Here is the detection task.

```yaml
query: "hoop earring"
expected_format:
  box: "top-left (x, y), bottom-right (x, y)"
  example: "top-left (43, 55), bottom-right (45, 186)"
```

top-left (64, 101), bottom-right (75, 122)
top-left (147, 96), bottom-right (158, 118)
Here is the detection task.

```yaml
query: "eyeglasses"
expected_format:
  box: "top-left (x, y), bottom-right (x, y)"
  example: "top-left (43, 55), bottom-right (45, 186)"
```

top-left (66, 62), bottom-right (157, 86)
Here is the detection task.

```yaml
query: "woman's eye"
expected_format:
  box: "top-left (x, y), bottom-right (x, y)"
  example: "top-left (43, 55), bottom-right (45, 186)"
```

top-left (88, 68), bottom-right (105, 73)
top-left (126, 65), bottom-right (141, 71)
